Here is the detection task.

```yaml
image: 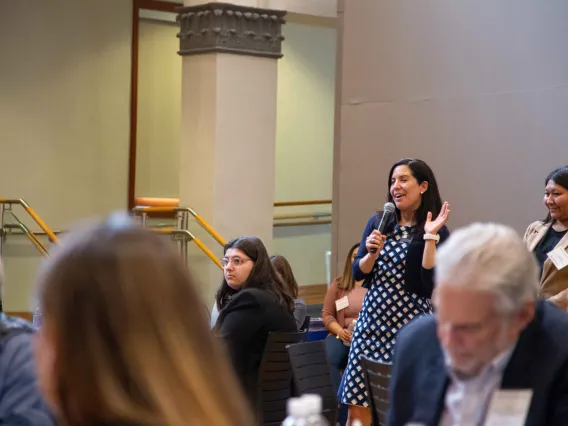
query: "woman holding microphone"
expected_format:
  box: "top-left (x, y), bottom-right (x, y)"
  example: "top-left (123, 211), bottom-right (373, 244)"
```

top-left (338, 158), bottom-right (450, 426)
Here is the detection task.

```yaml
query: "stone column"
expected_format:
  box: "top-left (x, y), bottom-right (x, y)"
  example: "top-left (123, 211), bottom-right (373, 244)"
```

top-left (177, 1), bottom-right (285, 305)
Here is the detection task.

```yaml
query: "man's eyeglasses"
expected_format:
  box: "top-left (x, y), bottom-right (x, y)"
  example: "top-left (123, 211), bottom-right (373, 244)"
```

top-left (221, 256), bottom-right (252, 268)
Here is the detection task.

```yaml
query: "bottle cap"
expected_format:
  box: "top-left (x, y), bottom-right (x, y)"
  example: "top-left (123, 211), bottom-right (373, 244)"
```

top-left (302, 394), bottom-right (322, 414)
top-left (287, 397), bottom-right (311, 418)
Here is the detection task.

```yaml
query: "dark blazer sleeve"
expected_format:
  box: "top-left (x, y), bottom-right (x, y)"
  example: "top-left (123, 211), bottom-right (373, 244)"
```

top-left (352, 214), bottom-right (379, 282)
top-left (547, 361), bottom-right (568, 425)
top-left (387, 326), bottom-right (409, 426)
top-left (387, 316), bottom-right (446, 426)
top-left (404, 226), bottom-right (450, 298)
top-left (218, 292), bottom-right (263, 383)
top-left (387, 317), bottom-right (424, 426)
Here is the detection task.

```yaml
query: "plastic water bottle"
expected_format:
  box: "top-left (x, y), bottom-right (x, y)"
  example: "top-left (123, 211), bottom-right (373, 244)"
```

top-left (344, 319), bottom-right (357, 347)
top-left (282, 395), bottom-right (329, 426)
top-left (303, 394), bottom-right (330, 426)
top-left (282, 397), bottom-right (309, 426)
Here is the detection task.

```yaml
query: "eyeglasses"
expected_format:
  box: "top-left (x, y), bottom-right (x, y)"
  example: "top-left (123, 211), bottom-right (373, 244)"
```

top-left (221, 256), bottom-right (252, 268)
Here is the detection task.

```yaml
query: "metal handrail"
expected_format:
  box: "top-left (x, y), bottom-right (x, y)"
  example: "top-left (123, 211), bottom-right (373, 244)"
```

top-left (274, 199), bottom-right (332, 207)
top-left (132, 201), bottom-right (333, 267)
top-left (132, 197), bottom-right (332, 209)
top-left (3, 222), bottom-right (48, 256)
top-left (152, 228), bottom-right (222, 269)
top-left (1, 225), bottom-right (61, 237)
top-left (273, 212), bottom-right (331, 220)
top-left (133, 206), bottom-right (226, 246)
top-left (0, 199), bottom-right (59, 243)
top-left (274, 219), bottom-right (332, 227)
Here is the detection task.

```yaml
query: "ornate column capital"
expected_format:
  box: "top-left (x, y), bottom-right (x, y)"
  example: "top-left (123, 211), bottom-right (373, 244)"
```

top-left (177, 2), bottom-right (286, 59)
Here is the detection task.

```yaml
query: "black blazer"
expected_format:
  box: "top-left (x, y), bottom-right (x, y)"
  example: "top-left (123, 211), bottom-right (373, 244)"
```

top-left (388, 301), bottom-right (568, 426)
top-left (216, 288), bottom-right (296, 404)
top-left (353, 212), bottom-right (450, 298)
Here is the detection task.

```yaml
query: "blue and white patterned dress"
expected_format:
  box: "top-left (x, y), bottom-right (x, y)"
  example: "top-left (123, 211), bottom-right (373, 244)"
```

top-left (338, 224), bottom-right (433, 407)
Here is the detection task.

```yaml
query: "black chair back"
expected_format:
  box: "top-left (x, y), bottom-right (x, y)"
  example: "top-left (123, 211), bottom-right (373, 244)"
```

top-left (360, 355), bottom-right (392, 426)
top-left (257, 331), bottom-right (308, 426)
top-left (300, 315), bottom-right (311, 332)
top-left (287, 341), bottom-right (337, 425)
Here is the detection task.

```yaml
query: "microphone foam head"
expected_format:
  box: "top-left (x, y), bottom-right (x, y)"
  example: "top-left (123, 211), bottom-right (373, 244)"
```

top-left (384, 202), bottom-right (396, 214)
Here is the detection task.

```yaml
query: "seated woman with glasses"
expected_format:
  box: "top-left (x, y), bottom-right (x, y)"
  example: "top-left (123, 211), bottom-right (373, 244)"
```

top-left (214, 236), bottom-right (297, 407)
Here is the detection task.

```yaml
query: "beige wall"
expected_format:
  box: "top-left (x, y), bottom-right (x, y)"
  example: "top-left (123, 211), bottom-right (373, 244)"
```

top-left (261, 0), bottom-right (337, 18)
top-left (333, 0), bottom-right (568, 276)
top-left (135, 18), bottom-right (181, 199)
top-left (273, 21), bottom-right (337, 286)
top-left (0, 0), bottom-right (132, 310)
top-left (0, 1), bottom-right (337, 311)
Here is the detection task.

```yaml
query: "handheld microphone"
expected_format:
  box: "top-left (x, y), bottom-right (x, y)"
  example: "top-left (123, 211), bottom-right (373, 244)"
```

top-left (370, 202), bottom-right (396, 254)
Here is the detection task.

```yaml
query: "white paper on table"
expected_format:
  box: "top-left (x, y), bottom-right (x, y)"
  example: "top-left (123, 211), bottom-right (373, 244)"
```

top-left (484, 389), bottom-right (532, 426)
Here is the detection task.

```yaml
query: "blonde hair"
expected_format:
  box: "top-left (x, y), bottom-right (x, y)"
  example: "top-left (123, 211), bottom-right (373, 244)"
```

top-left (35, 215), bottom-right (254, 426)
top-left (337, 243), bottom-right (360, 291)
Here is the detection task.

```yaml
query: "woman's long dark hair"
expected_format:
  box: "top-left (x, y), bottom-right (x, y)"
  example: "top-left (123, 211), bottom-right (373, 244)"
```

top-left (215, 236), bottom-right (294, 312)
top-left (270, 255), bottom-right (298, 299)
top-left (543, 166), bottom-right (568, 224)
top-left (379, 158), bottom-right (443, 238)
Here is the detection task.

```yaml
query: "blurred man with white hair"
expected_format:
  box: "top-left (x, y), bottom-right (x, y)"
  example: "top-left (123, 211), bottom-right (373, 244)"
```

top-left (0, 259), bottom-right (53, 425)
top-left (387, 223), bottom-right (568, 426)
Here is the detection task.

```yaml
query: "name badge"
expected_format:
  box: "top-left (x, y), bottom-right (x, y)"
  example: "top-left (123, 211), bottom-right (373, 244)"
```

top-left (484, 389), bottom-right (532, 426)
top-left (547, 247), bottom-right (568, 271)
top-left (335, 296), bottom-right (349, 311)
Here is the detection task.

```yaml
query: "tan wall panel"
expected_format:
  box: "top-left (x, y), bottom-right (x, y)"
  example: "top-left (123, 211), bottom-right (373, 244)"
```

top-left (0, 0), bottom-right (132, 310)
top-left (334, 0), bottom-right (568, 275)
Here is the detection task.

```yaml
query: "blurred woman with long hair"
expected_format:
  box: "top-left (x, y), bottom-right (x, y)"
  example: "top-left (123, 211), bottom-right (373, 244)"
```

top-left (33, 215), bottom-right (254, 426)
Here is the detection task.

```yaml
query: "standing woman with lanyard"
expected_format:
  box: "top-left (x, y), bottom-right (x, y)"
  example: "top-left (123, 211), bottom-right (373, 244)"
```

top-left (338, 158), bottom-right (451, 426)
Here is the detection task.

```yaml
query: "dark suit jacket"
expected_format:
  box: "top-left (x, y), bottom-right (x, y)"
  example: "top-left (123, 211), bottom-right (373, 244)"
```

top-left (388, 301), bottom-right (568, 426)
top-left (216, 288), bottom-right (297, 404)
top-left (353, 212), bottom-right (450, 298)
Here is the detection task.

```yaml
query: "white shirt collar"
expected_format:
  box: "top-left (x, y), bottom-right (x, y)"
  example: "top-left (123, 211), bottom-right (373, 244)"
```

top-left (444, 343), bottom-right (516, 383)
